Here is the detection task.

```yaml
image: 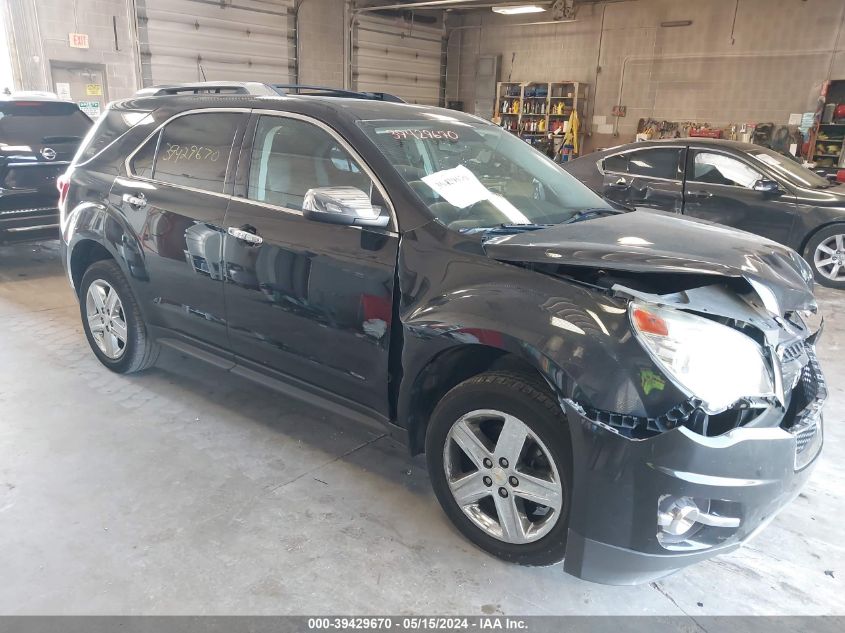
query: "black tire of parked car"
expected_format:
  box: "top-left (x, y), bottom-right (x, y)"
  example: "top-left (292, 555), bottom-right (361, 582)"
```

top-left (804, 224), bottom-right (845, 289)
top-left (425, 370), bottom-right (573, 566)
top-left (80, 260), bottom-right (160, 373)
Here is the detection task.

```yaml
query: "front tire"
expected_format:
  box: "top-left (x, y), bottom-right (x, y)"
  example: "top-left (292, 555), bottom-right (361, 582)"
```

top-left (79, 259), bottom-right (159, 373)
top-left (425, 371), bottom-right (572, 566)
top-left (805, 225), bottom-right (845, 289)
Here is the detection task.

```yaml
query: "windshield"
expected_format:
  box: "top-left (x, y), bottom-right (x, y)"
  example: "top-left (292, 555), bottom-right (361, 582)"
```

top-left (748, 146), bottom-right (831, 189)
top-left (0, 101), bottom-right (91, 147)
top-left (358, 119), bottom-right (610, 231)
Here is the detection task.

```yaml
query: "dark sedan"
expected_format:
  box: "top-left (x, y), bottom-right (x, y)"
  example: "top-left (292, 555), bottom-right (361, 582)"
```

top-left (562, 138), bottom-right (845, 288)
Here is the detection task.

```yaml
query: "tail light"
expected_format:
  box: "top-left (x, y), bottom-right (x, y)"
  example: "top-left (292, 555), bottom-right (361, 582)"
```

top-left (57, 173), bottom-right (70, 230)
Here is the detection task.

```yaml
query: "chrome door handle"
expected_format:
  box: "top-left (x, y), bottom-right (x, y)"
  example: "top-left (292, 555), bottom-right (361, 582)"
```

top-left (122, 193), bottom-right (147, 208)
top-left (227, 226), bottom-right (263, 245)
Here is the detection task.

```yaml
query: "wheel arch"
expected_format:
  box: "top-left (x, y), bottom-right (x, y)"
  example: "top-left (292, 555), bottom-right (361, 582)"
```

top-left (70, 239), bottom-right (115, 295)
top-left (400, 343), bottom-right (567, 456)
top-left (798, 220), bottom-right (845, 257)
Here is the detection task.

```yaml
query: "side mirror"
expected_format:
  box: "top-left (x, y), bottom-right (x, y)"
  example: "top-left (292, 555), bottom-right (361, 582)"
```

top-left (302, 186), bottom-right (389, 228)
top-left (752, 179), bottom-right (781, 194)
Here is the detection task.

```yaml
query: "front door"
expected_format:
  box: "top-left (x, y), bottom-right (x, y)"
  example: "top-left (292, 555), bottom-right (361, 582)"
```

top-left (682, 148), bottom-right (797, 244)
top-left (600, 146), bottom-right (686, 213)
top-left (108, 110), bottom-right (248, 348)
top-left (222, 113), bottom-right (399, 416)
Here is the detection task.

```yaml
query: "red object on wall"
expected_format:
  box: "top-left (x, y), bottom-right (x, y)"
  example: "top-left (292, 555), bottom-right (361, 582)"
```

top-left (836, 169), bottom-right (845, 183)
top-left (835, 104), bottom-right (845, 121)
top-left (689, 128), bottom-right (723, 139)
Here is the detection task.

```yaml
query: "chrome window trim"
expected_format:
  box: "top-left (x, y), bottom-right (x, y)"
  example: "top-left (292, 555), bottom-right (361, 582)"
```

top-left (123, 107), bottom-right (252, 196)
top-left (597, 144), bottom-right (687, 183)
top-left (123, 107), bottom-right (399, 234)
top-left (250, 109), bottom-right (399, 233)
top-left (686, 147), bottom-right (764, 190)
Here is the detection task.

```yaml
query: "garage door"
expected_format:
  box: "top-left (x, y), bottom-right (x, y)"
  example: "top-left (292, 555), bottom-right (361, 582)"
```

top-left (353, 14), bottom-right (445, 106)
top-left (134, 0), bottom-right (296, 87)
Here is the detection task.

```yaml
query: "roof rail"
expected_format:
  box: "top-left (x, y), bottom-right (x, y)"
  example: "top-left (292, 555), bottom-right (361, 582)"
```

top-left (270, 84), bottom-right (405, 102)
top-left (134, 82), bottom-right (278, 97)
top-left (134, 81), bottom-right (406, 103)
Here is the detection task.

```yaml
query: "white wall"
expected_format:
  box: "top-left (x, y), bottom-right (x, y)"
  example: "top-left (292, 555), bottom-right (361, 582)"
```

top-left (0, 3), bottom-right (15, 93)
top-left (450, 0), bottom-right (845, 151)
top-left (4, 0), bottom-right (139, 100)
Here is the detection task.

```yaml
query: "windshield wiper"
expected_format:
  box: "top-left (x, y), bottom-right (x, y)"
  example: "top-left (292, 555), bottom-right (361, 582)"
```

top-left (561, 208), bottom-right (620, 225)
top-left (464, 223), bottom-right (553, 236)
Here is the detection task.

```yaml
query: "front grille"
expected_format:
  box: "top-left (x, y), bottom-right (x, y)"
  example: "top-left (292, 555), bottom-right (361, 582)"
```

top-left (795, 423), bottom-right (818, 454)
top-left (788, 346), bottom-right (826, 470)
top-left (779, 340), bottom-right (806, 363)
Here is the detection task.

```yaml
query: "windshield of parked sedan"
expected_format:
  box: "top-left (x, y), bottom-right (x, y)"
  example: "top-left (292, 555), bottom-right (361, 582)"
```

top-left (748, 146), bottom-right (832, 189)
top-left (358, 119), bottom-right (610, 231)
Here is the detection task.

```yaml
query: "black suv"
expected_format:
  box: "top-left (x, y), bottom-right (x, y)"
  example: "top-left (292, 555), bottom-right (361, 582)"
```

top-left (1, 95), bottom-right (91, 243)
top-left (61, 83), bottom-right (826, 585)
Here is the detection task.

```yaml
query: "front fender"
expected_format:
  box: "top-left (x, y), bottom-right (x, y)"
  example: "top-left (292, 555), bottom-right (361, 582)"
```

top-left (395, 222), bottom-right (688, 430)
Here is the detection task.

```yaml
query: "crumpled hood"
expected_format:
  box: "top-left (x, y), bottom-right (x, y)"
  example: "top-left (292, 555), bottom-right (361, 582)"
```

top-left (482, 211), bottom-right (816, 314)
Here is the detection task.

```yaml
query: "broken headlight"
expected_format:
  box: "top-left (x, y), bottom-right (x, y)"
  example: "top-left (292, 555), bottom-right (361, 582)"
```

top-left (630, 302), bottom-right (775, 413)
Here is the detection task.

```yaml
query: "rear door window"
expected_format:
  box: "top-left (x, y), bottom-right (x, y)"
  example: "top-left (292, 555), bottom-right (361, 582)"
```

top-left (148, 112), bottom-right (242, 193)
top-left (0, 101), bottom-right (91, 146)
top-left (603, 148), bottom-right (683, 180)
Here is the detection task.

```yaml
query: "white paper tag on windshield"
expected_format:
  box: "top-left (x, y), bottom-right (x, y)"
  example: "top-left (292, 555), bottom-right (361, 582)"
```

top-left (421, 165), bottom-right (490, 209)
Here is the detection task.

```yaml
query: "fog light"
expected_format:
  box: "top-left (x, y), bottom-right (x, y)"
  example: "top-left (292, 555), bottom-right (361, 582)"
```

top-left (658, 496), bottom-right (700, 537)
top-left (657, 494), bottom-right (741, 548)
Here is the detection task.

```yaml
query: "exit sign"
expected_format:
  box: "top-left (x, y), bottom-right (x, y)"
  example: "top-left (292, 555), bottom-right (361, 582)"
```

top-left (69, 33), bottom-right (89, 49)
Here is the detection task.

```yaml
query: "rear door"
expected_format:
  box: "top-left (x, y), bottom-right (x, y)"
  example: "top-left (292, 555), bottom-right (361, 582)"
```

top-left (222, 111), bottom-right (399, 416)
top-left (682, 147), bottom-right (797, 244)
top-left (108, 109), bottom-right (248, 348)
top-left (599, 145), bottom-right (686, 213)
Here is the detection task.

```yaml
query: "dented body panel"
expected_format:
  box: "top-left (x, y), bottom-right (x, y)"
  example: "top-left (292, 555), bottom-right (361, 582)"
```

top-left (482, 210), bottom-right (816, 313)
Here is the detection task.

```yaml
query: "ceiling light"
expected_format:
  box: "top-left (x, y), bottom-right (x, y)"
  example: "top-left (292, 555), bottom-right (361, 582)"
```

top-left (492, 5), bottom-right (547, 15)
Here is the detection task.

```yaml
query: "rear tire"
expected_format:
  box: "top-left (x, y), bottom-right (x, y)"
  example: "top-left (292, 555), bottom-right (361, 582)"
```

top-left (79, 259), bottom-right (159, 373)
top-left (804, 225), bottom-right (845, 289)
top-left (425, 371), bottom-right (572, 566)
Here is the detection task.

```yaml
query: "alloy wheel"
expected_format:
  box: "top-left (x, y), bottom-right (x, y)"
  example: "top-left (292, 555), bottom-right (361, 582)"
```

top-left (442, 409), bottom-right (564, 544)
top-left (85, 279), bottom-right (128, 359)
top-left (813, 234), bottom-right (845, 281)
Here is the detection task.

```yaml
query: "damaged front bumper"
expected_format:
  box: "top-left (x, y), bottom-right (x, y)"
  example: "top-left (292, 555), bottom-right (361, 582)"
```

top-left (560, 353), bottom-right (826, 585)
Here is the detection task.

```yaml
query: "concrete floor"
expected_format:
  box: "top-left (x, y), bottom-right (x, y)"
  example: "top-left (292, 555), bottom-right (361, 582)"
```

top-left (0, 240), bottom-right (843, 616)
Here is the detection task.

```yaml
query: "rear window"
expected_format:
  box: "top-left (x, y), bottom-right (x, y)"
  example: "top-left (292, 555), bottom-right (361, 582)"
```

top-left (0, 101), bottom-right (91, 146)
top-left (603, 147), bottom-right (683, 180)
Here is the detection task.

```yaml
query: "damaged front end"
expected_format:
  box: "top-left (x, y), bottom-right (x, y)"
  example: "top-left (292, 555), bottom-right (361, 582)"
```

top-left (561, 277), bottom-right (826, 584)
top-left (479, 212), bottom-right (826, 583)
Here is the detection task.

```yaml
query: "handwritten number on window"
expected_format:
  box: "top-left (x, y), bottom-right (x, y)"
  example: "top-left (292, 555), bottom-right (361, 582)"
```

top-left (162, 143), bottom-right (221, 163)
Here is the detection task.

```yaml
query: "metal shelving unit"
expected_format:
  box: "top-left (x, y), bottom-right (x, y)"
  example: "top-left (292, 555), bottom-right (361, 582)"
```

top-left (806, 80), bottom-right (845, 174)
top-left (494, 81), bottom-right (589, 155)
